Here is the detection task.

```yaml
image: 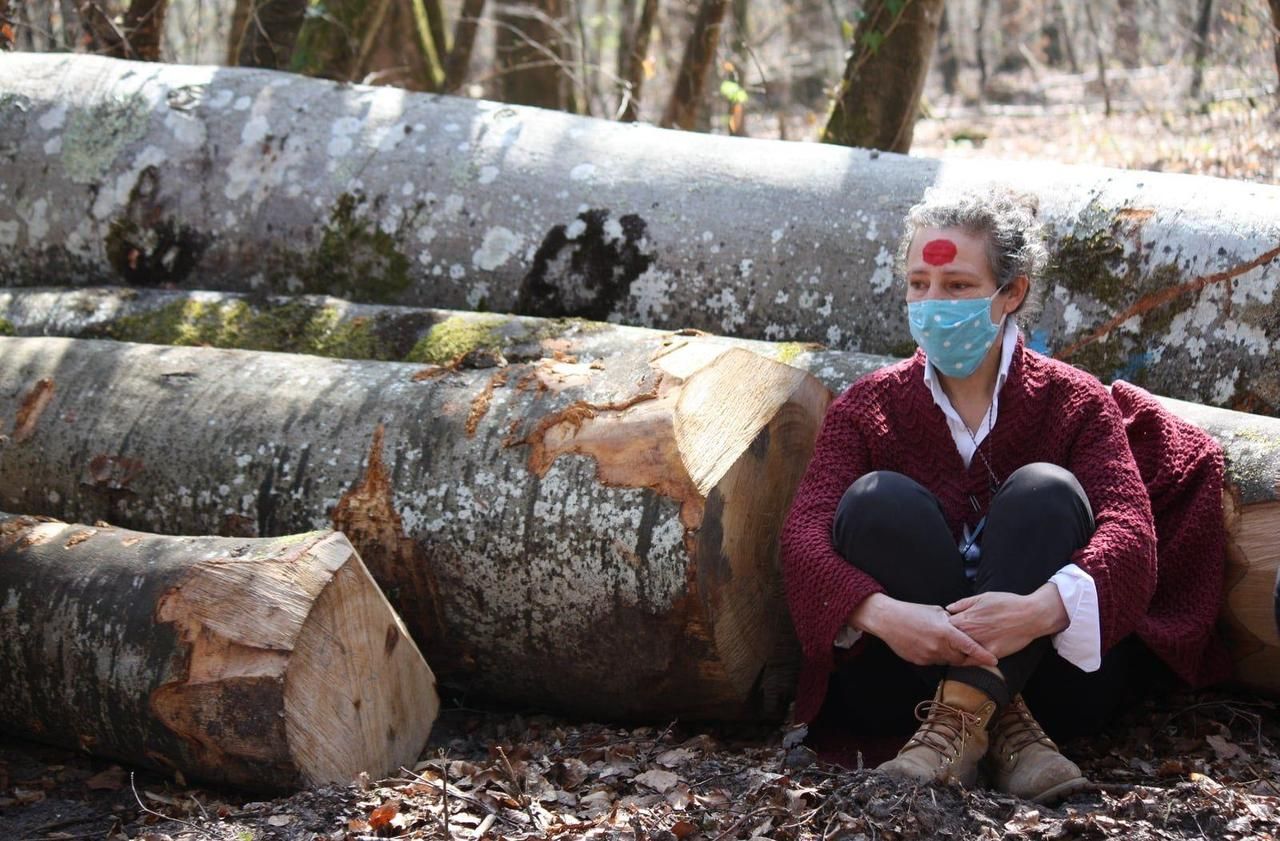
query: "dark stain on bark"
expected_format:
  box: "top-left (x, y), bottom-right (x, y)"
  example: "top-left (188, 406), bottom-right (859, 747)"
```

top-left (515, 210), bottom-right (654, 320)
top-left (104, 166), bottom-right (209, 287)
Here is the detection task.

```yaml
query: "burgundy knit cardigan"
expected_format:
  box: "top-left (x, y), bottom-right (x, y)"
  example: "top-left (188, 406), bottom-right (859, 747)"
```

top-left (781, 340), bottom-right (1230, 724)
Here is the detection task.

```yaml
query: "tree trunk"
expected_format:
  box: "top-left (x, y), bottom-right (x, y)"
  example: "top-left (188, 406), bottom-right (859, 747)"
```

top-left (1147, 397), bottom-right (1280, 697)
top-left (356, 0), bottom-right (440, 90)
top-left (290, 0), bottom-right (438, 87)
top-left (1082, 0), bottom-right (1110, 116)
top-left (226, 0), bottom-right (310, 69)
top-left (975, 0), bottom-right (991, 93)
top-left (660, 0), bottom-right (728, 129)
top-left (936, 3), bottom-right (958, 97)
top-left (0, 0), bottom-right (12, 51)
top-left (0, 334), bottom-right (829, 720)
top-left (443, 0), bottom-right (486, 92)
top-left (495, 0), bottom-right (578, 111)
top-left (1190, 0), bottom-right (1214, 100)
top-left (4, 54), bottom-right (1280, 416)
top-left (618, 0), bottom-right (659, 121)
top-left (1271, 0), bottom-right (1280, 96)
top-left (75, 0), bottom-right (132, 56)
top-left (0, 515), bottom-right (437, 789)
top-left (1115, 0), bottom-right (1139, 68)
top-left (821, 0), bottom-right (945, 153)
top-left (119, 0), bottom-right (168, 60)
top-left (0, 287), bottom-right (893, 390)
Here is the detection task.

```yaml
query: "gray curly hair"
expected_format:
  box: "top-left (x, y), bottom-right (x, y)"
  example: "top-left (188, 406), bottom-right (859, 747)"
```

top-left (894, 188), bottom-right (1049, 315)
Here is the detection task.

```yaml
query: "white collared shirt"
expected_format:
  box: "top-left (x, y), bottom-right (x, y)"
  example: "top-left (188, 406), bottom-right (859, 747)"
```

top-left (836, 322), bottom-right (1103, 672)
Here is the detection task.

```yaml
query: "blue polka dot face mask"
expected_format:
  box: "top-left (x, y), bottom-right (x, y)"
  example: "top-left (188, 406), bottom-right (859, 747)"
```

top-left (907, 293), bottom-right (1005, 379)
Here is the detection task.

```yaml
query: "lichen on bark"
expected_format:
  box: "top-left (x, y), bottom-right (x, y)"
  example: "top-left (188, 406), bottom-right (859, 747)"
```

top-left (62, 93), bottom-right (151, 185)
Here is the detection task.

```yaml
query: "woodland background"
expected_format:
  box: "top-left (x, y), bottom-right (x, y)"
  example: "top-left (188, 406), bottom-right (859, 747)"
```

top-left (2, 0), bottom-right (1278, 184)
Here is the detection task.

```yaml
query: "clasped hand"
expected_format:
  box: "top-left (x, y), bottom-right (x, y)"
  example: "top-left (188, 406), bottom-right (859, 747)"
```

top-left (850, 585), bottom-right (1066, 668)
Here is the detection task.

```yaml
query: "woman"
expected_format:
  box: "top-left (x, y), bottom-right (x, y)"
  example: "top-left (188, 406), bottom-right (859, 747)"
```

top-left (780, 190), bottom-right (1160, 804)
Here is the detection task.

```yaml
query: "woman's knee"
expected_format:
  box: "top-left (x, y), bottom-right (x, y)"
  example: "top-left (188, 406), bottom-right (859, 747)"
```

top-left (833, 471), bottom-right (941, 544)
top-left (993, 463), bottom-right (1093, 522)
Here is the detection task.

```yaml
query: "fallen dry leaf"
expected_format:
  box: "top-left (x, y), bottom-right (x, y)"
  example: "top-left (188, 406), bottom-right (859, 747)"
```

top-left (633, 769), bottom-right (679, 793)
top-left (1206, 734), bottom-right (1245, 761)
top-left (368, 798), bottom-right (402, 830)
top-left (85, 765), bottom-right (125, 791)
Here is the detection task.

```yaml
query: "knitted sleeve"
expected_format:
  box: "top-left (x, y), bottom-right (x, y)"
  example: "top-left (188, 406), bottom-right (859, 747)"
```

top-left (1064, 383), bottom-right (1158, 652)
top-left (781, 386), bottom-right (886, 669)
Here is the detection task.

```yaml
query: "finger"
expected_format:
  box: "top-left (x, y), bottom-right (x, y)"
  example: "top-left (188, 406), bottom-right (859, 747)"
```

top-left (947, 626), bottom-right (997, 666)
top-left (946, 596), bottom-right (977, 613)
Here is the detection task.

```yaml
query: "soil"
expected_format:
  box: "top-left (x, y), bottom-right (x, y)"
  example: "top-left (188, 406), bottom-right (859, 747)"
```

top-left (3, 687), bottom-right (1278, 841)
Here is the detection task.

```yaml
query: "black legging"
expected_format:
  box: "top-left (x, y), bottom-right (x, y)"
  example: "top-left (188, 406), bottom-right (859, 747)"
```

top-left (825, 462), bottom-right (1160, 741)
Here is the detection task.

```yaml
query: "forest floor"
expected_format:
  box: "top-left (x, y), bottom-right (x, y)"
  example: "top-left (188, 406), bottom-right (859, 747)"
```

top-left (3, 687), bottom-right (1280, 841)
top-left (911, 97), bottom-right (1280, 187)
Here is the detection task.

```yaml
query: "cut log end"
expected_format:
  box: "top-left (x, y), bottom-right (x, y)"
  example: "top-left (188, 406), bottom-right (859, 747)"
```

top-left (676, 346), bottom-right (832, 711)
top-left (285, 536), bottom-right (438, 785)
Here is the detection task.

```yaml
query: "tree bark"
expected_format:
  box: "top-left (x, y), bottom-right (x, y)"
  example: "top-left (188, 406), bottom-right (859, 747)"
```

top-left (1271, 0), bottom-right (1280, 96)
top-left (0, 0), bottom-right (12, 51)
top-left (119, 0), bottom-right (168, 60)
top-left (1081, 0), bottom-right (1111, 116)
top-left (227, 0), bottom-right (309, 69)
top-left (660, 0), bottom-right (728, 130)
top-left (1147, 397), bottom-right (1280, 697)
top-left (442, 0), bottom-right (486, 92)
top-left (1190, 0), bottom-right (1214, 100)
top-left (0, 515), bottom-right (437, 789)
top-left (495, 0), bottom-right (578, 111)
top-left (290, 0), bottom-right (438, 88)
top-left (936, 3), bottom-right (958, 97)
top-left (1115, 0), bottom-right (1139, 68)
top-left (3, 54), bottom-right (1280, 416)
top-left (0, 334), bottom-right (829, 720)
top-left (0, 287), bottom-right (893, 390)
top-left (821, 0), bottom-right (945, 153)
top-left (618, 0), bottom-right (659, 121)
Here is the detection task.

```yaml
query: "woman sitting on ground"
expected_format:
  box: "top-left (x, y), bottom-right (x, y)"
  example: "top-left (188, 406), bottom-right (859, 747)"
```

top-left (780, 189), bottom-right (1164, 804)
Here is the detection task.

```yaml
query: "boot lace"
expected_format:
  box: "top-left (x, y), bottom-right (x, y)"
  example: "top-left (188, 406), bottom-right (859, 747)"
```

top-left (901, 700), bottom-right (982, 764)
top-left (993, 701), bottom-right (1056, 759)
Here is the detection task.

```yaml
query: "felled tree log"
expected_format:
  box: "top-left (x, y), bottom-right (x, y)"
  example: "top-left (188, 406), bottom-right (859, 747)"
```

top-left (0, 515), bottom-right (437, 790)
top-left (0, 335), bottom-right (829, 720)
top-left (2, 54), bottom-right (1279, 414)
top-left (0, 286), bottom-right (894, 390)
top-left (1149, 397), bottom-right (1280, 696)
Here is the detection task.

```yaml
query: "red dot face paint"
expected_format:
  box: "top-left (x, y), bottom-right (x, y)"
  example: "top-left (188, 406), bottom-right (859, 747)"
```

top-left (922, 238), bottom-right (958, 266)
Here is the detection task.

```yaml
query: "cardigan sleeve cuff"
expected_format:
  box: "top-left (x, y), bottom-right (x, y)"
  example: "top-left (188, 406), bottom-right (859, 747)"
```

top-left (1050, 564), bottom-right (1102, 672)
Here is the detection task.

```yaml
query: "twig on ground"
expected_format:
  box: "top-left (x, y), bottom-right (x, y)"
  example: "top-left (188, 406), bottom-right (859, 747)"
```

top-left (129, 772), bottom-right (218, 840)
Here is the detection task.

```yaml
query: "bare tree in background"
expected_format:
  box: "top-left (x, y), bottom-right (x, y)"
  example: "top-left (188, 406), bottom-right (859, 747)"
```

top-left (443, 0), bottom-right (487, 91)
top-left (1115, 0), bottom-right (1139, 67)
top-left (1270, 0), bottom-right (1280, 94)
top-left (822, 0), bottom-right (944, 152)
top-left (0, 0), bottom-right (13, 50)
top-left (495, 0), bottom-right (581, 111)
top-left (617, 0), bottom-right (659, 120)
top-left (1081, 0), bottom-right (1111, 116)
top-left (1189, 0), bottom-right (1214, 99)
top-left (227, 0), bottom-right (308, 68)
top-left (661, 0), bottom-right (728, 129)
top-left (290, 0), bottom-right (440, 90)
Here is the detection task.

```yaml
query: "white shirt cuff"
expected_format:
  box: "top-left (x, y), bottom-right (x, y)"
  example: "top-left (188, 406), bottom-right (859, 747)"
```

top-left (834, 626), bottom-right (862, 649)
top-left (1049, 564), bottom-right (1102, 672)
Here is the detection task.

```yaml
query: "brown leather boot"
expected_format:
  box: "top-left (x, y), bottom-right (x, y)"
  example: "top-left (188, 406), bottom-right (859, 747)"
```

top-left (878, 680), bottom-right (997, 787)
top-left (985, 695), bottom-right (1088, 803)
